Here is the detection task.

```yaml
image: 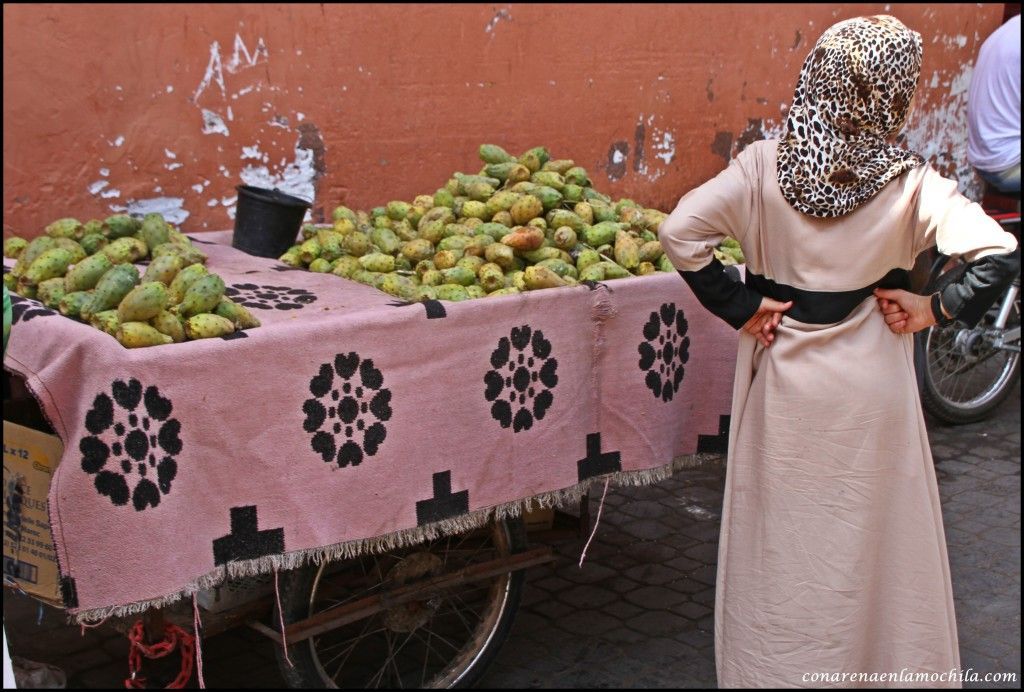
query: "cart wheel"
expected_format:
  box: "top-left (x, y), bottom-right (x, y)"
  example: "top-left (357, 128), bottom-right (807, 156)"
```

top-left (273, 517), bottom-right (527, 688)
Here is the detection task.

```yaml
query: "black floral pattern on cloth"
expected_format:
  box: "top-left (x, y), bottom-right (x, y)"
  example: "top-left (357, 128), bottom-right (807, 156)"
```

top-left (485, 326), bottom-right (559, 432)
top-left (223, 283), bottom-right (317, 311)
top-left (303, 352), bottom-right (392, 468)
top-left (79, 379), bottom-right (182, 511)
top-left (638, 303), bottom-right (690, 402)
top-left (8, 294), bottom-right (57, 325)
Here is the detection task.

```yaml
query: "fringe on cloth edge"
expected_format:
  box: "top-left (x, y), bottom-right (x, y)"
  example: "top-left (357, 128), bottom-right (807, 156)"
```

top-left (69, 452), bottom-right (723, 624)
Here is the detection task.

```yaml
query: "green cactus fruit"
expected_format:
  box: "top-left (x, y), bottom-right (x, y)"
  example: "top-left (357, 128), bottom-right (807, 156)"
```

top-left (308, 258), bottom-right (333, 273)
top-left (173, 273), bottom-right (226, 318)
top-left (537, 258), bottom-right (578, 280)
top-left (432, 249), bottom-right (461, 270)
top-left (573, 202), bottom-right (595, 226)
top-left (2, 273), bottom-right (16, 292)
top-left (435, 284), bottom-right (469, 301)
top-left (370, 227), bottom-right (400, 255)
top-left (517, 148), bottom-right (547, 173)
top-left (85, 264), bottom-right (141, 317)
top-left (519, 247), bottom-right (561, 264)
top-left (465, 285), bottom-right (485, 299)
top-left (530, 171), bottom-right (565, 191)
top-left (487, 287), bottom-right (522, 297)
top-left (102, 237), bottom-right (148, 264)
top-left (138, 215), bottom-right (170, 251)
top-left (341, 232), bottom-right (371, 257)
top-left (386, 200), bottom-right (412, 221)
top-left (613, 231), bottom-right (641, 270)
top-left (562, 185), bottom-right (584, 204)
top-left (89, 309), bottom-right (120, 335)
top-left (524, 265), bottom-right (567, 290)
top-left (358, 253), bottom-right (395, 273)
top-left (564, 167), bottom-right (590, 187)
top-left (414, 259), bottom-right (436, 278)
top-left (440, 266), bottom-right (476, 287)
top-left (332, 205), bottom-right (357, 224)
top-left (638, 241), bottom-right (664, 263)
top-left (80, 233), bottom-right (108, 255)
top-left (117, 322), bottom-right (174, 348)
top-left (420, 269), bottom-right (443, 286)
top-left (478, 263), bottom-right (505, 293)
top-left (528, 186), bottom-right (563, 212)
top-left (433, 189), bottom-right (455, 209)
top-left (476, 223), bottom-right (511, 244)
top-left (167, 263), bottom-right (209, 305)
top-left (510, 196), bottom-right (544, 225)
top-left (637, 261), bottom-right (657, 276)
top-left (141, 254), bottom-right (184, 286)
top-left (103, 214), bottom-right (141, 239)
top-left (590, 201), bottom-right (617, 223)
top-left (484, 243), bottom-right (516, 271)
top-left (540, 158), bottom-right (574, 174)
top-left (576, 249), bottom-right (601, 273)
top-left (37, 277), bottom-right (67, 308)
top-left (82, 220), bottom-right (104, 236)
top-left (45, 218), bottom-right (83, 239)
top-left (546, 210), bottom-right (584, 232)
top-left (579, 263), bottom-right (607, 282)
top-left (552, 226), bottom-right (578, 250)
top-left (462, 200), bottom-right (488, 219)
top-left (214, 299), bottom-right (261, 330)
top-left (117, 282), bottom-right (169, 322)
top-left (597, 261), bottom-right (631, 279)
top-left (23, 248), bottom-right (74, 286)
top-left (59, 290), bottom-right (93, 319)
top-left (414, 286), bottom-right (439, 302)
top-left (584, 222), bottom-right (622, 247)
top-left (379, 274), bottom-right (417, 300)
top-left (658, 254), bottom-right (675, 272)
top-left (331, 255), bottom-right (361, 278)
top-left (11, 237), bottom-right (57, 278)
top-left (278, 247), bottom-right (303, 267)
top-left (298, 237), bottom-right (322, 265)
top-left (401, 239), bottom-right (435, 263)
top-left (463, 235), bottom-right (493, 258)
top-left (456, 255), bottom-right (485, 274)
top-left (4, 236), bottom-right (28, 259)
top-left (149, 310), bottom-right (186, 343)
top-left (311, 231), bottom-right (343, 262)
top-left (479, 144), bottom-right (515, 164)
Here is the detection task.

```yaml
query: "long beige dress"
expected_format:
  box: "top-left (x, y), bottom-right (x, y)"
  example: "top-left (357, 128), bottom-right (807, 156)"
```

top-left (659, 139), bottom-right (1019, 688)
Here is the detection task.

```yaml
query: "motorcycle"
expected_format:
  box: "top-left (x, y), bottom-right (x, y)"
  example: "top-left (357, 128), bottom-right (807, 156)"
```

top-left (914, 189), bottom-right (1021, 424)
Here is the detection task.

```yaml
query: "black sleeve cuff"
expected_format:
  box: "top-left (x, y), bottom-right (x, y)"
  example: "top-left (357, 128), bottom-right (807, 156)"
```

top-left (938, 247), bottom-right (1020, 328)
top-left (930, 292), bottom-right (953, 327)
top-left (678, 258), bottom-right (763, 330)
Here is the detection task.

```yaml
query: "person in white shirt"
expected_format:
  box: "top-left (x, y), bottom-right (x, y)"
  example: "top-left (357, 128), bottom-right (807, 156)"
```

top-left (967, 14), bottom-right (1021, 194)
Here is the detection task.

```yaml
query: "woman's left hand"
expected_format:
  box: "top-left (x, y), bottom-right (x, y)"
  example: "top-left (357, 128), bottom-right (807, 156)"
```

top-left (873, 288), bottom-right (938, 334)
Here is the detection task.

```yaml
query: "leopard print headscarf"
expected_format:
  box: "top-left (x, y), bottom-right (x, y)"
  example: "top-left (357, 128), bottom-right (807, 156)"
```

top-left (777, 15), bottom-right (925, 218)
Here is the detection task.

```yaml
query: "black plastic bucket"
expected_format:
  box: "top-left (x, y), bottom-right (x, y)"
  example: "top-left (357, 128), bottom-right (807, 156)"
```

top-left (232, 185), bottom-right (312, 258)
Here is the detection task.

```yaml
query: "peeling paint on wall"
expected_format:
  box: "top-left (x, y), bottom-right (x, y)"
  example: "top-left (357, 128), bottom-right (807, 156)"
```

top-left (201, 109), bottom-right (230, 136)
top-left (109, 197), bottom-right (190, 225)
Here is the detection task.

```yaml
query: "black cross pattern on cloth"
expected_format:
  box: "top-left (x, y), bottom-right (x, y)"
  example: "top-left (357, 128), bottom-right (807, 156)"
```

top-left (638, 303), bottom-right (691, 402)
top-left (485, 325), bottom-right (559, 432)
top-left (303, 352), bottom-right (392, 468)
top-left (386, 299), bottom-right (448, 319)
top-left (212, 506), bottom-right (285, 566)
top-left (415, 471), bottom-right (469, 526)
top-left (224, 283), bottom-right (317, 311)
top-left (577, 432), bottom-right (622, 482)
top-left (79, 379), bottom-right (182, 511)
top-left (8, 294), bottom-right (57, 325)
top-left (697, 415), bottom-right (730, 454)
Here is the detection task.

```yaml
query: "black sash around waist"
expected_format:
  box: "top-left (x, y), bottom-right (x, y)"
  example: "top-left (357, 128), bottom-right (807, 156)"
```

top-left (743, 268), bottom-right (911, 324)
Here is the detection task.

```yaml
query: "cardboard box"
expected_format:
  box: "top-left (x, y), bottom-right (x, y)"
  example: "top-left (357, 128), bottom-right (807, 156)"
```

top-left (3, 420), bottom-right (63, 605)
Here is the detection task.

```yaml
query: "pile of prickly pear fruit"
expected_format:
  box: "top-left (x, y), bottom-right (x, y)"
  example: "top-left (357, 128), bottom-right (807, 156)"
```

top-left (279, 143), bottom-right (745, 302)
top-left (3, 213), bottom-right (260, 348)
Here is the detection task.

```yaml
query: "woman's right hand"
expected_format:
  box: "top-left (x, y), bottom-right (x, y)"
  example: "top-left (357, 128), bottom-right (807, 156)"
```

top-left (741, 297), bottom-right (793, 348)
top-left (873, 287), bottom-right (940, 334)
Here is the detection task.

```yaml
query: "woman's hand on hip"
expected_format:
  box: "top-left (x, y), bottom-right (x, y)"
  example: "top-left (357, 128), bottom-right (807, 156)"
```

top-left (873, 287), bottom-right (938, 335)
top-left (742, 297), bottom-right (793, 348)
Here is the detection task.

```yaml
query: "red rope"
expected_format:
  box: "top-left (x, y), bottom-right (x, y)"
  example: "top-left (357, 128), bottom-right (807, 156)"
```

top-left (124, 620), bottom-right (195, 689)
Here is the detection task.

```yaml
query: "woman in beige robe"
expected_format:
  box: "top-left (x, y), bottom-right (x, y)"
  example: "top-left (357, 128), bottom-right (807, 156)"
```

top-left (659, 15), bottom-right (1020, 689)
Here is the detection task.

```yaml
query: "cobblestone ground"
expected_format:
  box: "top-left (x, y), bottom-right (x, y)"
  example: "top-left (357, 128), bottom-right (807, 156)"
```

top-left (4, 382), bottom-right (1019, 688)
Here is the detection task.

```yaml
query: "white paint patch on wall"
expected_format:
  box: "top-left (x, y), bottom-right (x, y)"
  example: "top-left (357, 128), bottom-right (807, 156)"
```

top-left (234, 136), bottom-right (317, 220)
top-left (485, 7), bottom-right (512, 36)
top-left (100, 168), bottom-right (110, 177)
top-left (902, 63), bottom-right (980, 199)
top-left (110, 197), bottom-right (190, 225)
top-left (165, 149), bottom-right (177, 159)
top-left (100, 188), bottom-right (121, 199)
top-left (192, 183), bottom-right (205, 194)
top-left (165, 163), bottom-right (183, 171)
top-left (201, 109), bottom-right (230, 136)
top-left (653, 132), bottom-right (676, 165)
top-left (108, 136), bottom-right (125, 147)
top-left (88, 180), bottom-right (109, 195)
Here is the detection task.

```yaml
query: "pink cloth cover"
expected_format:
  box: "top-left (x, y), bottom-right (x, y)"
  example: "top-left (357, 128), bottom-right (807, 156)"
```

top-left (3, 231), bottom-right (738, 620)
